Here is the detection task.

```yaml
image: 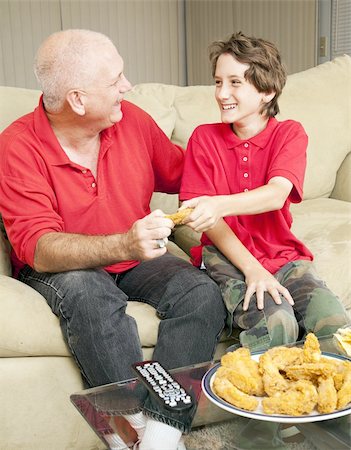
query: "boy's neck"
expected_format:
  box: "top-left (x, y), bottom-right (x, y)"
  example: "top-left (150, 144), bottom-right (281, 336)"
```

top-left (232, 116), bottom-right (270, 140)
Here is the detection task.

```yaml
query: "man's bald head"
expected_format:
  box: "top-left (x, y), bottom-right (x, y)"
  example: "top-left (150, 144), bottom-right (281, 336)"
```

top-left (34, 29), bottom-right (118, 112)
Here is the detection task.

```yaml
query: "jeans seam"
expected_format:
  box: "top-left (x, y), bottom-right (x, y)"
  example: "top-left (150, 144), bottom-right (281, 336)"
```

top-left (21, 272), bottom-right (93, 385)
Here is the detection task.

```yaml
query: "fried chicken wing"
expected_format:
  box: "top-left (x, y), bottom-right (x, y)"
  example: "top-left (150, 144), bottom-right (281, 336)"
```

top-left (337, 360), bottom-right (351, 409)
top-left (285, 362), bottom-right (336, 382)
top-left (165, 208), bottom-right (193, 225)
top-left (303, 332), bottom-right (321, 363)
top-left (259, 351), bottom-right (290, 396)
top-left (262, 380), bottom-right (318, 416)
top-left (219, 348), bottom-right (264, 396)
top-left (213, 375), bottom-right (259, 411)
top-left (317, 376), bottom-right (337, 413)
top-left (264, 346), bottom-right (304, 370)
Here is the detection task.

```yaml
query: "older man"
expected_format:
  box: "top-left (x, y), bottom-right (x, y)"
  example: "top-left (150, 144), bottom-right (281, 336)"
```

top-left (0, 30), bottom-right (226, 450)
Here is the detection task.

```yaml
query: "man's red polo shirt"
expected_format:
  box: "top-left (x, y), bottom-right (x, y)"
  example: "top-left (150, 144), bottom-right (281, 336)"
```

top-left (0, 98), bottom-right (184, 275)
top-left (180, 118), bottom-right (313, 273)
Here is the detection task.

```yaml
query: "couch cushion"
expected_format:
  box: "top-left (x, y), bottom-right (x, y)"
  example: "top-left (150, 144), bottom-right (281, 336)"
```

top-left (278, 55), bottom-right (351, 200)
top-left (0, 275), bottom-right (161, 357)
top-left (290, 198), bottom-right (351, 313)
top-left (125, 83), bottom-right (177, 138)
top-left (172, 85), bottom-right (220, 147)
top-left (0, 86), bottom-right (41, 132)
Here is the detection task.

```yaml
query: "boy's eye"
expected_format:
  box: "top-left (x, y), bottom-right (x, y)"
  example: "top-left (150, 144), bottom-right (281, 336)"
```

top-left (215, 80), bottom-right (222, 86)
top-left (232, 80), bottom-right (241, 85)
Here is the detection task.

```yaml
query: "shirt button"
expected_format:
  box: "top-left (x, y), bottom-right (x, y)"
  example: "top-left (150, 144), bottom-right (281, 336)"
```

top-left (244, 188), bottom-right (249, 192)
top-left (91, 182), bottom-right (96, 188)
top-left (243, 156), bottom-right (248, 162)
top-left (82, 169), bottom-right (87, 174)
top-left (244, 143), bottom-right (249, 148)
top-left (243, 173), bottom-right (249, 178)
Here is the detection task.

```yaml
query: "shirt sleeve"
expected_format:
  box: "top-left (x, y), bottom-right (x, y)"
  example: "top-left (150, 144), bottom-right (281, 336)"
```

top-left (0, 146), bottom-right (64, 268)
top-left (180, 127), bottom-right (217, 201)
top-left (123, 101), bottom-right (185, 194)
top-left (267, 121), bottom-right (308, 203)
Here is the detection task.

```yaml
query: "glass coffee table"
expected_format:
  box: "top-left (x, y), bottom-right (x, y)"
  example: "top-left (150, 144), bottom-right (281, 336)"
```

top-left (71, 335), bottom-right (351, 450)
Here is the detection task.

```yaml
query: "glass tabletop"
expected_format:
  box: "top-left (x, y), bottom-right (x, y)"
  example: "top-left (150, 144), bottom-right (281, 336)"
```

top-left (70, 334), bottom-right (351, 449)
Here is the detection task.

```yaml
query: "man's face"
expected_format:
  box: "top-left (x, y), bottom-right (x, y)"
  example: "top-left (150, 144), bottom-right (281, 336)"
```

top-left (83, 47), bottom-right (132, 130)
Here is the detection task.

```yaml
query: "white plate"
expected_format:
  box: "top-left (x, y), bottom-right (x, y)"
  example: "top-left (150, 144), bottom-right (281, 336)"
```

top-left (202, 352), bottom-right (351, 424)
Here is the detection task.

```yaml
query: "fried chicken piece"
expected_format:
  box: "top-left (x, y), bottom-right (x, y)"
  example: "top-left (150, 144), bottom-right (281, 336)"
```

top-left (317, 376), bottom-right (337, 413)
top-left (303, 333), bottom-right (321, 363)
top-left (285, 362), bottom-right (336, 382)
top-left (337, 360), bottom-right (351, 409)
top-left (262, 380), bottom-right (318, 416)
top-left (322, 358), bottom-right (348, 390)
top-left (219, 348), bottom-right (264, 396)
top-left (165, 208), bottom-right (193, 225)
top-left (213, 374), bottom-right (259, 411)
top-left (264, 346), bottom-right (304, 370)
top-left (259, 351), bottom-right (290, 396)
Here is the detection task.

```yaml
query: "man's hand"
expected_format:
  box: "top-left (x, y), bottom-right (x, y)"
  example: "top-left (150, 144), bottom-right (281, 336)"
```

top-left (243, 265), bottom-right (294, 311)
top-left (125, 209), bottom-right (174, 260)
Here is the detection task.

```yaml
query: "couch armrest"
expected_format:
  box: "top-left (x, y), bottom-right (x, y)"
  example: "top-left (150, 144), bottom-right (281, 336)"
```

top-left (330, 152), bottom-right (351, 202)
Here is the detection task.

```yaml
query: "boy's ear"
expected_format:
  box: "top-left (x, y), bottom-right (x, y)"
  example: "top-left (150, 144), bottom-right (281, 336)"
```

top-left (66, 89), bottom-right (86, 116)
top-left (263, 91), bottom-right (276, 103)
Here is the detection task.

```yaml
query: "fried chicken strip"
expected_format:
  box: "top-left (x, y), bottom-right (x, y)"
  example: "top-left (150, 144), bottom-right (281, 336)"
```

top-left (317, 376), bottom-right (337, 413)
top-left (220, 348), bottom-right (264, 396)
top-left (303, 333), bottom-right (321, 363)
top-left (213, 375), bottom-right (259, 411)
top-left (337, 360), bottom-right (351, 409)
top-left (262, 380), bottom-right (318, 416)
top-left (165, 207), bottom-right (193, 225)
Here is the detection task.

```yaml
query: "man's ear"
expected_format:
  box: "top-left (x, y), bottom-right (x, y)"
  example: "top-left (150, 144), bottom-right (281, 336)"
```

top-left (66, 89), bottom-right (86, 116)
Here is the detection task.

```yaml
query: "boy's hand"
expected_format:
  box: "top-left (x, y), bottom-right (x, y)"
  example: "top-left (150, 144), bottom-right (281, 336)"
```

top-left (181, 196), bottom-right (224, 232)
top-left (243, 266), bottom-right (294, 311)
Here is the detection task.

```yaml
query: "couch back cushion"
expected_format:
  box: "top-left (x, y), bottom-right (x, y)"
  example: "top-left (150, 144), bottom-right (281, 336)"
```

top-left (0, 86), bottom-right (41, 132)
top-left (278, 55), bottom-right (351, 200)
top-left (172, 55), bottom-right (351, 201)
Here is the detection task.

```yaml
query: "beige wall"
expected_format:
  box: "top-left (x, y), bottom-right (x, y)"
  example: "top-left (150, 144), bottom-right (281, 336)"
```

top-left (0, 0), bottom-right (317, 89)
top-left (185, 0), bottom-right (317, 85)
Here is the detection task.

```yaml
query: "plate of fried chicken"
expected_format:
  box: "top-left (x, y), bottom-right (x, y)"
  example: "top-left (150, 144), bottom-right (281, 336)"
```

top-left (202, 333), bottom-right (351, 423)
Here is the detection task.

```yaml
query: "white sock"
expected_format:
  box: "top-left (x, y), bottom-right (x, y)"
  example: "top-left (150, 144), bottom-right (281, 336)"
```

top-left (139, 418), bottom-right (182, 450)
top-left (124, 412), bottom-right (147, 440)
top-left (104, 432), bottom-right (129, 450)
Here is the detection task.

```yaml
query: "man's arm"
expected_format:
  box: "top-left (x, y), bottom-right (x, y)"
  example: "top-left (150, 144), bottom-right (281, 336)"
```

top-left (34, 210), bottom-right (173, 273)
top-left (205, 219), bottom-right (293, 311)
top-left (181, 176), bottom-right (293, 232)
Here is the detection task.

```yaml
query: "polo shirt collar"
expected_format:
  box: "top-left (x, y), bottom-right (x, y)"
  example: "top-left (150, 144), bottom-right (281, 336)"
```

top-left (221, 117), bottom-right (278, 149)
top-left (33, 95), bottom-right (113, 166)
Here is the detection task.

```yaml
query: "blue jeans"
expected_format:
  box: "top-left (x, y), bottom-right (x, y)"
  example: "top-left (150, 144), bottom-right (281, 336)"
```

top-left (19, 253), bottom-right (226, 432)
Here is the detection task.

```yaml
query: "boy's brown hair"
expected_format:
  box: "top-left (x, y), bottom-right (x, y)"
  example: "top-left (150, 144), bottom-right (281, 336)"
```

top-left (209, 32), bottom-right (287, 117)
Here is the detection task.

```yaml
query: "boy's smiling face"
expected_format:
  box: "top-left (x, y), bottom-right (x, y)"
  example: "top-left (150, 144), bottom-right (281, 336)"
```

top-left (214, 53), bottom-right (274, 135)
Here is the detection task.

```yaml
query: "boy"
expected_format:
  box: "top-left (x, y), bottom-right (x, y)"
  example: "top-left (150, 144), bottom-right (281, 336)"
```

top-left (180, 32), bottom-right (349, 351)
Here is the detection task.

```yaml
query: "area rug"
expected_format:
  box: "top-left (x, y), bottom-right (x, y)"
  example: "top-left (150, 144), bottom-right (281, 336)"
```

top-left (184, 418), bottom-right (317, 450)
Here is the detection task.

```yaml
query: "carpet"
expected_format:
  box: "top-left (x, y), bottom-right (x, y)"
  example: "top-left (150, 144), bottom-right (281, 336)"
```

top-left (184, 418), bottom-right (317, 450)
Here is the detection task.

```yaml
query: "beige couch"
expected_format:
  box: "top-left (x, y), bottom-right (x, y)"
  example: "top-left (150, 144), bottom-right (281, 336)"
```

top-left (1, 55), bottom-right (350, 449)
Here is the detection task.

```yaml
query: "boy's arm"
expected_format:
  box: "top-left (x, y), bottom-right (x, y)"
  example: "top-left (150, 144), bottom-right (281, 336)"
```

top-left (182, 176), bottom-right (292, 233)
top-left (206, 219), bottom-right (294, 310)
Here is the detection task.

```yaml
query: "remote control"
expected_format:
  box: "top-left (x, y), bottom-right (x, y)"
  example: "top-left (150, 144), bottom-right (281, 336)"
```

top-left (132, 360), bottom-right (194, 411)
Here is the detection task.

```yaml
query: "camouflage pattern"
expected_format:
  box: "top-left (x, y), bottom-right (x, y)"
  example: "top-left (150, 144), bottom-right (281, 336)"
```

top-left (203, 245), bottom-right (350, 352)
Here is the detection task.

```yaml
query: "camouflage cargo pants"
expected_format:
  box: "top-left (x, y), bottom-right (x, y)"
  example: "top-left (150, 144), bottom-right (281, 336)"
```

top-left (203, 245), bottom-right (350, 352)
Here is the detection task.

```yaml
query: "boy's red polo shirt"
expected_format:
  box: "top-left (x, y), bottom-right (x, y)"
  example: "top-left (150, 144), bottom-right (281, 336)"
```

top-left (180, 118), bottom-right (313, 273)
top-left (0, 98), bottom-right (184, 275)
